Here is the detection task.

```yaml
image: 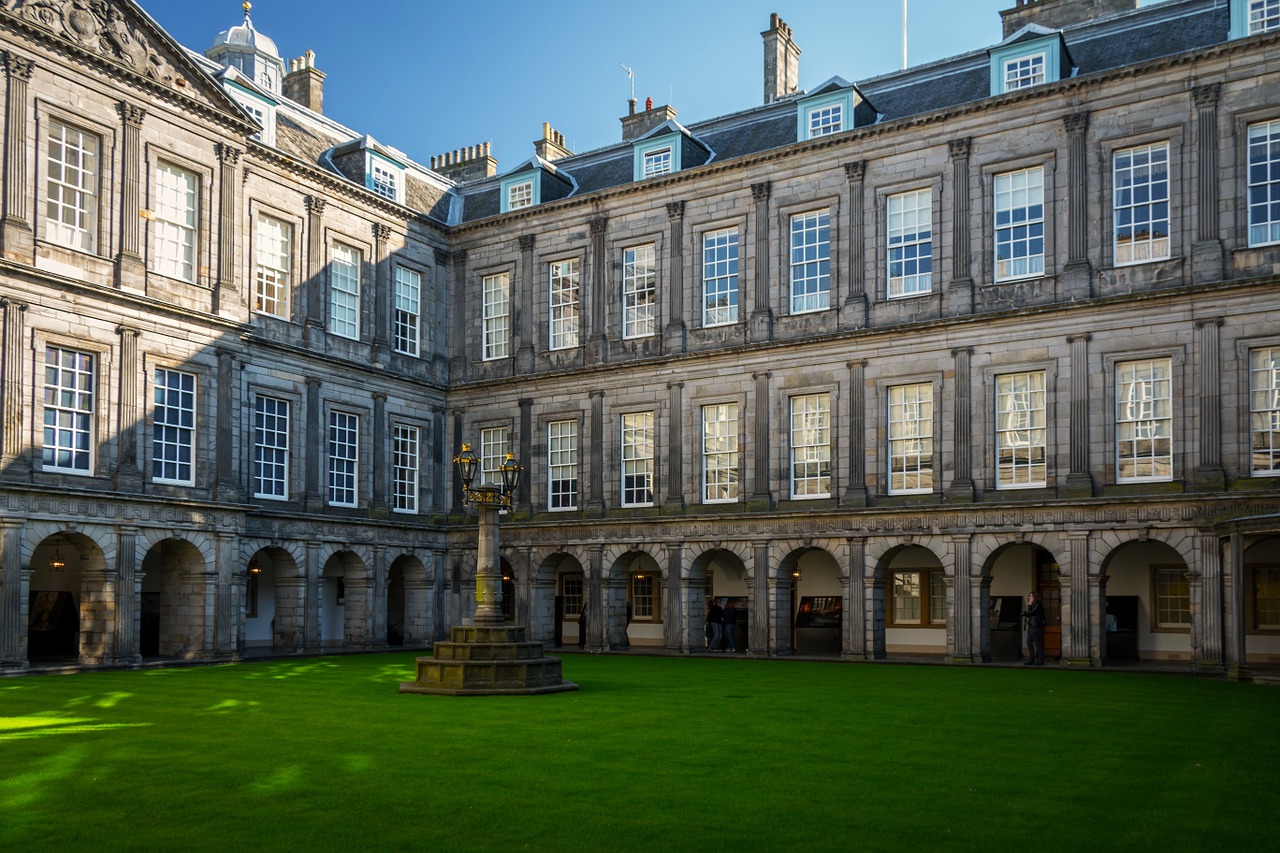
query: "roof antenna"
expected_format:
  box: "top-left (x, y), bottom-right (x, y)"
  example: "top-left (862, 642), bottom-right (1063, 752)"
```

top-left (620, 63), bottom-right (635, 102)
top-left (901, 0), bottom-right (908, 70)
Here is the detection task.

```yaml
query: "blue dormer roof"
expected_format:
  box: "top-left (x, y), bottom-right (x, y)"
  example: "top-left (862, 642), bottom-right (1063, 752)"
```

top-left (631, 120), bottom-right (712, 181)
top-left (500, 155), bottom-right (576, 213)
top-left (796, 76), bottom-right (877, 141)
top-left (988, 25), bottom-right (1076, 95)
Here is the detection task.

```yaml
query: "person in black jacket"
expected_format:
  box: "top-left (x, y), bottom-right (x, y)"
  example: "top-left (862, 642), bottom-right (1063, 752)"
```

top-left (1023, 591), bottom-right (1046, 665)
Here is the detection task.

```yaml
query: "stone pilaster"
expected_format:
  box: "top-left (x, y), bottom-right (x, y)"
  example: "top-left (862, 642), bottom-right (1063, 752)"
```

top-left (2, 53), bottom-right (34, 262)
top-left (750, 541), bottom-right (770, 654)
top-left (370, 545), bottom-right (388, 649)
top-left (948, 535), bottom-right (974, 662)
top-left (664, 541), bottom-right (684, 652)
top-left (214, 532), bottom-right (240, 659)
top-left (518, 397), bottom-right (533, 511)
top-left (586, 545), bottom-right (605, 652)
top-left (1, 298), bottom-right (27, 478)
top-left (1065, 334), bottom-right (1094, 497)
top-left (1226, 532), bottom-right (1250, 680)
top-left (304, 541), bottom-right (321, 653)
top-left (844, 359), bottom-right (869, 507)
top-left (115, 101), bottom-right (147, 290)
top-left (449, 249), bottom-right (469, 379)
top-left (1195, 532), bottom-right (1224, 670)
top-left (1061, 531), bottom-right (1093, 666)
top-left (664, 381), bottom-right (684, 511)
top-left (303, 195), bottom-right (327, 346)
top-left (214, 144), bottom-right (241, 315)
top-left (516, 234), bottom-right (536, 373)
top-left (1061, 113), bottom-right (1093, 299)
top-left (371, 223), bottom-right (392, 363)
top-left (371, 393), bottom-right (388, 518)
top-left (841, 162), bottom-right (868, 328)
top-left (113, 326), bottom-right (143, 492)
top-left (587, 389), bottom-right (606, 516)
top-left (213, 348), bottom-right (239, 501)
top-left (867, 570), bottom-right (887, 660)
top-left (431, 248), bottom-right (451, 375)
top-left (664, 201), bottom-right (687, 353)
top-left (451, 409), bottom-right (465, 511)
top-left (948, 347), bottom-right (976, 502)
top-left (586, 216), bottom-right (609, 364)
top-left (1194, 318), bottom-right (1226, 490)
top-left (750, 371), bottom-right (773, 510)
top-left (0, 520), bottom-right (26, 668)
top-left (945, 138), bottom-right (973, 316)
top-left (843, 537), bottom-right (867, 660)
top-left (304, 378), bottom-right (323, 512)
top-left (80, 567), bottom-right (111, 664)
top-left (112, 526), bottom-right (140, 664)
top-left (749, 182), bottom-right (773, 342)
top-left (769, 575), bottom-right (791, 656)
top-left (1090, 568), bottom-right (1109, 666)
top-left (1191, 84), bottom-right (1224, 284)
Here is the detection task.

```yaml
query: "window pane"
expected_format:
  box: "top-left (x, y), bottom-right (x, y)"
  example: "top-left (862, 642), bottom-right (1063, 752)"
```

top-left (394, 266), bottom-right (421, 355)
top-left (887, 189), bottom-right (933, 298)
top-left (253, 395), bottom-right (289, 498)
top-left (153, 162), bottom-right (197, 282)
top-left (702, 403), bottom-right (739, 503)
top-left (482, 272), bottom-right (510, 360)
top-left (42, 346), bottom-right (94, 472)
top-left (622, 245), bottom-right (656, 338)
top-left (328, 411), bottom-right (359, 506)
top-left (1116, 358), bottom-right (1172, 482)
top-left (549, 259), bottom-right (580, 349)
top-left (621, 412), bottom-right (654, 506)
top-left (1250, 348), bottom-right (1280, 475)
top-left (790, 211), bottom-right (830, 313)
top-left (548, 420), bottom-right (578, 510)
top-left (392, 424), bottom-right (419, 513)
top-left (702, 228), bottom-right (739, 326)
top-left (153, 368), bottom-right (195, 484)
top-left (46, 120), bottom-right (98, 252)
top-left (996, 371), bottom-right (1047, 489)
top-left (330, 244), bottom-right (361, 339)
top-left (1113, 143), bottom-right (1170, 264)
top-left (889, 383), bottom-right (933, 494)
top-left (994, 167), bottom-right (1045, 281)
top-left (790, 394), bottom-right (830, 498)
top-left (254, 215), bottom-right (291, 318)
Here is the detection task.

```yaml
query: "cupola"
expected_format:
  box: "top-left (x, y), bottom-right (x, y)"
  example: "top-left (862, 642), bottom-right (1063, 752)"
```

top-left (207, 2), bottom-right (286, 95)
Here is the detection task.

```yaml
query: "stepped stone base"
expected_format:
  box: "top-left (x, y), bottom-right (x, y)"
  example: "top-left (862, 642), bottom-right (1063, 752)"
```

top-left (399, 624), bottom-right (578, 696)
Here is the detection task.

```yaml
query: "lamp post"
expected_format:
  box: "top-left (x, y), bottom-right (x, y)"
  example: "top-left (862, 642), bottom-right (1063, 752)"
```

top-left (454, 444), bottom-right (523, 626)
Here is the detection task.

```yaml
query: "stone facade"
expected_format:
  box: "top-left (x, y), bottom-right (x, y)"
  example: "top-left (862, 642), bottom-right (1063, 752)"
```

top-left (1, 0), bottom-right (1279, 676)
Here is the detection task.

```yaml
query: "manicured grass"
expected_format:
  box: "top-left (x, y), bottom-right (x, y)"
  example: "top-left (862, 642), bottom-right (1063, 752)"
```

top-left (1, 654), bottom-right (1276, 852)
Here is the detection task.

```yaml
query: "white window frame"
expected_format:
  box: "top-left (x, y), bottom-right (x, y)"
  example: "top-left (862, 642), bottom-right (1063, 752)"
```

top-left (45, 119), bottom-right (98, 252)
top-left (622, 244), bottom-right (656, 339)
top-left (808, 103), bottom-right (843, 137)
top-left (329, 243), bottom-right (361, 340)
top-left (328, 410), bottom-right (359, 507)
top-left (642, 146), bottom-right (672, 179)
top-left (887, 189), bottom-right (933, 298)
top-left (995, 371), bottom-right (1047, 490)
top-left (621, 412), bottom-right (654, 507)
top-left (507, 180), bottom-right (534, 211)
top-left (1004, 53), bottom-right (1046, 91)
top-left (253, 394), bottom-right (290, 500)
top-left (254, 214), bottom-right (291, 318)
top-left (888, 383), bottom-right (934, 495)
top-left (789, 393), bottom-right (831, 499)
top-left (1250, 0), bottom-right (1280, 33)
top-left (1115, 358), bottom-right (1173, 483)
top-left (549, 259), bottom-right (580, 350)
top-left (152, 161), bottom-right (198, 283)
top-left (702, 228), bottom-right (739, 326)
top-left (632, 574), bottom-right (656, 621)
top-left (42, 345), bottom-right (94, 474)
top-left (994, 167), bottom-right (1045, 282)
top-left (1248, 119), bottom-right (1280, 247)
top-left (480, 426), bottom-right (509, 488)
top-left (702, 403), bottom-right (739, 504)
top-left (482, 272), bottom-right (510, 360)
top-left (152, 367), bottom-right (196, 486)
top-left (1250, 347), bottom-right (1280, 476)
top-left (561, 574), bottom-right (584, 617)
top-left (394, 265), bottom-right (421, 356)
top-left (369, 156), bottom-right (402, 203)
top-left (548, 419), bottom-right (578, 511)
top-left (1154, 567), bottom-right (1191, 628)
top-left (392, 423), bottom-right (420, 514)
top-left (790, 210), bottom-right (830, 314)
top-left (1113, 143), bottom-right (1170, 265)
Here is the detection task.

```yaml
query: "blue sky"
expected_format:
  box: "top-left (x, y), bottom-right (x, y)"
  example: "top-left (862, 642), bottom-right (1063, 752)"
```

top-left (139, 0), bottom-right (1024, 169)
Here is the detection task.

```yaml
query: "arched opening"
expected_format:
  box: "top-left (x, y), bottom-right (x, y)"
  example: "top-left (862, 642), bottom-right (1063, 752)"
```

top-left (1242, 536), bottom-right (1280, 670)
top-left (983, 542), bottom-right (1062, 663)
top-left (139, 538), bottom-right (206, 659)
top-left (27, 533), bottom-right (89, 661)
top-left (546, 554), bottom-right (585, 648)
top-left (615, 551), bottom-right (662, 649)
top-left (780, 548), bottom-right (841, 657)
top-left (321, 551), bottom-right (366, 649)
top-left (387, 560), bottom-right (406, 645)
top-left (1101, 539), bottom-right (1190, 663)
top-left (879, 544), bottom-right (946, 659)
top-left (692, 549), bottom-right (748, 653)
top-left (245, 547), bottom-right (294, 652)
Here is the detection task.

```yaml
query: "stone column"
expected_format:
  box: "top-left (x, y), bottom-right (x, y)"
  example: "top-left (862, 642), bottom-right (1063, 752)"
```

top-left (664, 201), bottom-right (687, 353)
top-left (867, 565), bottom-right (887, 660)
top-left (303, 196), bottom-right (327, 345)
top-left (518, 397), bottom-right (533, 511)
top-left (1, 297), bottom-right (27, 478)
top-left (844, 360), bottom-right (869, 507)
top-left (1, 53), bottom-right (34, 262)
top-left (213, 348), bottom-right (239, 501)
top-left (1194, 318), bottom-right (1225, 491)
top-left (516, 234), bottom-right (536, 373)
top-left (749, 182), bottom-right (773, 343)
top-left (371, 223), bottom-right (392, 363)
top-left (80, 567), bottom-right (112, 664)
top-left (1196, 531), bottom-right (1224, 669)
top-left (1065, 334), bottom-right (1094, 497)
top-left (948, 347), bottom-right (975, 502)
top-left (371, 393), bottom-right (388, 518)
top-left (948, 534), bottom-right (973, 662)
top-left (112, 529), bottom-right (140, 665)
top-left (1191, 84), bottom-right (1224, 284)
top-left (214, 144), bottom-right (241, 315)
top-left (1062, 531), bottom-right (1093, 666)
top-left (945, 138), bottom-right (973, 316)
top-left (303, 541), bottom-right (321, 653)
top-left (664, 381), bottom-right (684, 511)
top-left (213, 532), bottom-right (239, 659)
top-left (586, 216), bottom-right (609, 364)
top-left (587, 389), bottom-right (606, 516)
top-left (113, 326), bottom-right (142, 491)
top-left (844, 536), bottom-right (867, 659)
top-left (1089, 568), bottom-right (1108, 666)
top-left (305, 378), bottom-right (323, 511)
top-left (115, 101), bottom-right (147, 290)
top-left (449, 249), bottom-right (469, 379)
top-left (0, 519), bottom-right (25, 667)
top-left (586, 545), bottom-right (605, 652)
top-left (1062, 113), bottom-right (1092, 300)
top-left (769, 574), bottom-right (791, 656)
top-left (370, 545), bottom-right (387, 648)
top-left (842, 162), bottom-right (868, 328)
top-left (664, 541), bottom-right (685, 652)
top-left (750, 371), bottom-right (773, 510)
top-left (1226, 532), bottom-right (1250, 680)
top-left (451, 409), bottom-right (465, 511)
top-left (750, 541), bottom-right (771, 654)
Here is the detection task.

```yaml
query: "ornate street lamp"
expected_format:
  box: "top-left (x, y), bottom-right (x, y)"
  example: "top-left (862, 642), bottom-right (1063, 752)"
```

top-left (454, 444), bottom-right (523, 624)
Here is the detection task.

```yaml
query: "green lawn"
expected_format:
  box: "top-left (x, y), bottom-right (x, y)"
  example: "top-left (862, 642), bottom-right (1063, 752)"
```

top-left (1, 654), bottom-right (1276, 852)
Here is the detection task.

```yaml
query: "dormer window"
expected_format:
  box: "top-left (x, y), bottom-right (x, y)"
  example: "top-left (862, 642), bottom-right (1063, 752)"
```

top-left (507, 180), bottom-right (534, 210)
top-left (795, 79), bottom-right (861, 142)
top-left (808, 103), bottom-right (843, 138)
top-left (223, 78), bottom-right (277, 147)
top-left (367, 152), bottom-right (404, 203)
top-left (500, 172), bottom-right (541, 213)
top-left (642, 146), bottom-right (672, 178)
top-left (1004, 53), bottom-right (1045, 91)
top-left (1233, 0), bottom-right (1280, 36)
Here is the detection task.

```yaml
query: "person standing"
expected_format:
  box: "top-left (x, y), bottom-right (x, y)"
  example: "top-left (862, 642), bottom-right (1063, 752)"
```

top-left (1023, 591), bottom-right (1046, 665)
top-left (577, 602), bottom-right (587, 649)
top-left (723, 601), bottom-right (738, 653)
top-left (706, 598), bottom-right (724, 652)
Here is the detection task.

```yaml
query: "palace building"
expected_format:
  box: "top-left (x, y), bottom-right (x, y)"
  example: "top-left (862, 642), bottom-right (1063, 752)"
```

top-left (2, 0), bottom-right (1279, 674)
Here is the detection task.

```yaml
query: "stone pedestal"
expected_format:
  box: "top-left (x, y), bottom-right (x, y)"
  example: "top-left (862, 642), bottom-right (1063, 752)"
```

top-left (399, 624), bottom-right (577, 696)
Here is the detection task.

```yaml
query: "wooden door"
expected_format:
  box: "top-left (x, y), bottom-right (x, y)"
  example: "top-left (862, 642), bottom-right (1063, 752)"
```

top-left (1037, 556), bottom-right (1062, 661)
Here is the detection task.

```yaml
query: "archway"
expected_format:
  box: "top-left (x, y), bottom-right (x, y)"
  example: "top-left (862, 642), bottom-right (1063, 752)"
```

top-left (387, 560), bottom-right (406, 645)
top-left (1100, 539), bottom-right (1191, 663)
top-left (544, 553), bottom-right (585, 648)
top-left (245, 546), bottom-right (296, 652)
top-left (1242, 536), bottom-right (1280, 670)
top-left (27, 533), bottom-right (92, 661)
top-left (877, 544), bottom-right (946, 659)
top-left (321, 551), bottom-right (367, 649)
top-left (780, 547), bottom-right (841, 656)
top-left (614, 551), bottom-right (662, 649)
top-left (691, 548), bottom-right (749, 653)
top-left (982, 542), bottom-right (1062, 662)
top-left (139, 538), bottom-right (207, 659)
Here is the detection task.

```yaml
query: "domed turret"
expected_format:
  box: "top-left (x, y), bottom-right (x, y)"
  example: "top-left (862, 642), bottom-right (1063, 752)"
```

top-left (206, 2), bottom-right (285, 94)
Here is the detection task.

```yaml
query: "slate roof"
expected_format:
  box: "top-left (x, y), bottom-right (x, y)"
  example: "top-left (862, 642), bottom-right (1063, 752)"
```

top-left (455, 0), bottom-right (1232, 225)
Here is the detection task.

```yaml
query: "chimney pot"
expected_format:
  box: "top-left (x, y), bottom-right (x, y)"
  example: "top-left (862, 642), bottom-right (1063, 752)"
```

top-left (645, 96), bottom-right (653, 110)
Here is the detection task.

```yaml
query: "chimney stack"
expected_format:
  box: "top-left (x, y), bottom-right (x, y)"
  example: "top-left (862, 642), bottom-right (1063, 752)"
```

top-left (429, 142), bottom-right (498, 184)
top-left (283, 50), bottom-right (325, 114)
top-left (999, 0), bottom-right (1139, 38)
top-left (620, 100), bottom-right (678, 142)
top-left (534, 123), bottom-right (573, 162)
top-left (762, 13), bottom-right (800, 104)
